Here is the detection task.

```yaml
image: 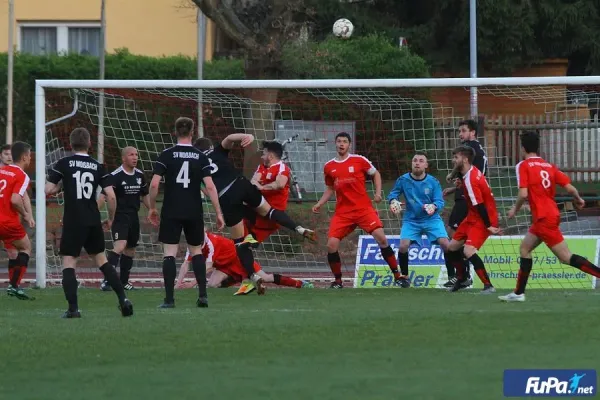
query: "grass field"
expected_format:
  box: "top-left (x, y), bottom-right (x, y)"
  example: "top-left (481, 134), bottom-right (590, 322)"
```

top-left (1, 288), bottom-right (599, 400)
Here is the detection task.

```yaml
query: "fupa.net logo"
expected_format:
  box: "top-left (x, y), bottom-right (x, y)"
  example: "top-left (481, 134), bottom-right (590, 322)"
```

top-left (504, 369), bottom-right (597, 397)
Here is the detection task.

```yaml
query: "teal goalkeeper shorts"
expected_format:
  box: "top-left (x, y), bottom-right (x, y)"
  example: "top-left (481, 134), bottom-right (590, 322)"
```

top-left (400, 218), bottom-right (448, 244)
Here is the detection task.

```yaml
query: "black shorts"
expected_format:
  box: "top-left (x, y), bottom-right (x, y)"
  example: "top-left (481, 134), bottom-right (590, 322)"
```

top-left (448, 199), bottom-right (468, 230)
top-left (219, 177), bottom-right (264, 227)
top-left (111, 213), bottom-right (140, 248)
top-left (159, 218), bottom-right (204, 246)
top-left (60, 222), bottom-right (106, 257)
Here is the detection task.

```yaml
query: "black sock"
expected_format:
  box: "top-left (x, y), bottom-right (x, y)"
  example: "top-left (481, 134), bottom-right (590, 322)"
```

top-left (398, 252), bottom-right (409, 276)
top-left (443, 253), bottom-right (455, 279)
top-left (220, 276), bottom-right (236, 288)
top-left (267, 208), bottom-right (298, 232)
top-left (107, 250), bottom-right (120, 267)
top-left (448, 250), bottom-right (466, 281)
top-left (515, 257), bottom-right (532, 295)
top-left (570, 254), bottom-right (600, 277)
top-left (327, 251), bottom-right (342, 282)
top-left (273, 274), bottom-right (282, 285)
top-left (119, 254), bottom-right (134, 284)
top-left (100, 263), bottom-right (127, 303)
top-left (162, 256), bottom-right (177, 303)
top-left (8, 258), bottom-right (19, 287)
top-left (62, 268), bottom-right (78, 312)
top-left (234, 238), bottom-right (256, 278)
top-left (191, 254), bottom-right (207, 298)
top-left (468, 253), bottom-right (492, 286)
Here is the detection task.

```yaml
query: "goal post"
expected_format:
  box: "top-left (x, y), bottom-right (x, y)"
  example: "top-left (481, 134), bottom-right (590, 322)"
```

top-left (34, 77), bottom-right (600, 289)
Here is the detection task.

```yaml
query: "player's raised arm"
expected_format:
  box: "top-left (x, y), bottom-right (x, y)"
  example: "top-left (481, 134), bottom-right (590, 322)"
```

top-left (221, 133), bottom-right (254, 149)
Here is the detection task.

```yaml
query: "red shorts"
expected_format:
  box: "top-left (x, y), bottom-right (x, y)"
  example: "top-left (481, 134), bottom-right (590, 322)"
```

top-left (244, 216), bottom-right (279, 243)
top-left (0, 222), bottom-right (26, 249)
top-left (219, 260), bottom-right (261, 284)
top-left (1, 240), bottom-right (15, 250)
top-left (329, 209), bottom-right (384, 240)
top-left (529, 216), bottom-right (564, 248)
top-left (452, 220), bottom-right (490, 250)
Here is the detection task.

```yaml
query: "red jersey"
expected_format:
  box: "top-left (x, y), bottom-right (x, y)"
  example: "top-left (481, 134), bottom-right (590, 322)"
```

top-left (462, 166), bottom-right (499, 226)
top-left (254, 161), bottom-right (290, 210)
top-left (202, 232), bottom-right (238, 268)
top-left (324, 154), bottom-right (377, 214)
top-left (516, 157), bottom-right (570, 222)
top-left (0, 165), bottom-right (30, 224)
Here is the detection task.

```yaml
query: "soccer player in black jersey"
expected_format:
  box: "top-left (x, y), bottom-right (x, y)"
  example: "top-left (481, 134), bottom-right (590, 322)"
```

top-left (148, 117), bottom-right (224, 309)
top-left (45, 128), bottom-right (133, 318)
top-left (442, 119), bottom-right (489, 287)
top-left (194, 133), bottom-right (316, 295)
top-left (98, 146), bottom-right (150, 291)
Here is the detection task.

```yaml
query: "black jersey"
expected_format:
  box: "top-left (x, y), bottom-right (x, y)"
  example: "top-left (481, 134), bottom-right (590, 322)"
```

top-left (201, 144), bottom-right (240, 193)
top-left (153, 144), bottom-right (211, 220)
top-left (455, 139), bottom-right (488, 200)
top-left (107, 166), bottom-right (149, 215)
top-left (47, 153), bottom-right (111, 226)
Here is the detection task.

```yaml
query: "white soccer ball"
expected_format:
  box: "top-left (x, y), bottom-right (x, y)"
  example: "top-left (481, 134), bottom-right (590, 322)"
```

top-left (333, 18), bottom-right (354, 39)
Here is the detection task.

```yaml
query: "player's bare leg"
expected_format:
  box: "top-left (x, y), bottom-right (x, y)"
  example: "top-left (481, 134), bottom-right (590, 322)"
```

top-left (94, 252), bottom-right (133, 316)
top-left (230, 221), bottom-right (266, 295)
top-left (207, 270), bottom-right (230, 288)
top-left (159, 243), bottom-right (181, 308)
top-left (187, 244), bottom-right (208, 308)
top-left (255, 202), bottom-right (316, 242)
top-left (462, 244), bottom-right (495, 293)
top-left (6, 236), bottom-right (33, 300)
top-left (499, 233), bottom-right (541, 302)
top-left (327, 237), bottom-right (344, 288)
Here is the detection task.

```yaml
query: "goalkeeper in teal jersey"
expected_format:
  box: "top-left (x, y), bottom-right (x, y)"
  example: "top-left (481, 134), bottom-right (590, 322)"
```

top-left (387, 153), bottom-right (451, 287)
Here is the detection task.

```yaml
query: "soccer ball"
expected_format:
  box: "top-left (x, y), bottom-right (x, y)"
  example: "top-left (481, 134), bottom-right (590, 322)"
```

top-left (333, 18), bottom-right (354, 39)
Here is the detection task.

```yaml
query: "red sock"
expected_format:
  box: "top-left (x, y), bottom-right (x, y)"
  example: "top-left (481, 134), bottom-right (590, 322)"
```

top-left (327, 252), bottom-right (342, 282)
top-left (475, 268), bottom-right (491, 286)
top-left (274, 274), bottom-right (302, 288)
top-left (381, 246), bottom-right (401, 279)
top-left (570, 254), bottom-right (600, 278)
top-left (8, 268), bottom-right (15, 283)
top-left (16, 266), bottom-right (27, 286)
top-left (515, 258), bottom-right (532, 295)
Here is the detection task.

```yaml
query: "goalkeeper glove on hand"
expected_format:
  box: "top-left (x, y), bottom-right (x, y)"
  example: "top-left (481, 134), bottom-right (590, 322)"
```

top-left (423, 203), bottom-right (437, 216)
top-left (389, 199), bottom-right (403, 215)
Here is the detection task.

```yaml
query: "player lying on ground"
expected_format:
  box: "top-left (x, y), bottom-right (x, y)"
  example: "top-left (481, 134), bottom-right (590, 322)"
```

top-left (388, 153), bottom-right (450, 287)
top-left (46, 128), bottom-right (133, 318)
top-left (446, 145), bottom-right (500, 293)
top-left (148, 117), bottom-right (224, 309)
top-left (0, 142), bottom-right (35, 300)
top-left (499, 131), bottom-right (600, 302)
top-left (175, 231), bottom-right (314, 292)
top-left (98, 146), bottom-right (150, 291)
top-left (442, 120), bottom-right (488, 286)
top-left (312, 132), bottom-right (402, 289)
top-left (194, 133), bottom-right (316, 295)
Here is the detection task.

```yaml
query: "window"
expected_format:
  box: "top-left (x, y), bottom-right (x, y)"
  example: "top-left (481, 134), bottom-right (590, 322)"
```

top-left (18, 23), bottom-right (101, 56)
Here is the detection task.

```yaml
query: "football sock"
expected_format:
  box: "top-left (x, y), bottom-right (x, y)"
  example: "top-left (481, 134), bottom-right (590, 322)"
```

top-left (327, 252), bottom-right (342, 282)
top-left (381, 246), bottom-right (401, 279)
top-left (515, 257), bottom-right (532, 295)
top-left (62, 268), bottom-right (79, 312)
top-left (570, 254), bottom-right (600, 278)
top-left (119, 254), bottom-right (134, 285)
top-left (463, 259), bottom-right (472, 279)
top-left (99, 263), bottom-right (126, 303)
top-left (14, 252), bottom-right (29, 287)
top-left (219, 276), bottom-right (236, 288)
top-left (398, 251), bottom-right (409, 277)
top-left (448, 250), bottom-right (466, 280)
top-left (162, 256), bottom-right (177, 303)
top-left (8, 258), bottom-right (19, 287)
top-left (234, 238), bottom-right (257, 278)
top-left (107, 250), bottom-right (120, 268)
top-left (191, 254), bottom-right (207, 297)
top-left (273, 273), bottom-right (302, 288)
top-left (267, 208), bottom-right (298, 232)
top-left (443, 254), bottom-right (456, 279)
top-left (469, 253), bottom-right (492, 286)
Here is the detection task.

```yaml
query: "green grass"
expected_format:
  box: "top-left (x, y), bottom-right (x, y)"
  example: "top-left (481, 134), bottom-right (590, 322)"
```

top-left (1, 288), bottom-right (599, 400)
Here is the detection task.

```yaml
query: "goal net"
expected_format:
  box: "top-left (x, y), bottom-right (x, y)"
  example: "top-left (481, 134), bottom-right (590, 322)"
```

top-left (32, 78), bottom-right (600, 289)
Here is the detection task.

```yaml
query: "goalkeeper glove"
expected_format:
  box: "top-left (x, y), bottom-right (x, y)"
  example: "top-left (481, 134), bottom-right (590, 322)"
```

top-left (423, 203), bottom-right (437, 216)
top-left (389, 199), bottom-right (403, 215)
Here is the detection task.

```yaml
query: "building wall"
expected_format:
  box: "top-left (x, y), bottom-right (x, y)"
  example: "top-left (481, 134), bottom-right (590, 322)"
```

top-left (0, 0), bottom-right (216, 58)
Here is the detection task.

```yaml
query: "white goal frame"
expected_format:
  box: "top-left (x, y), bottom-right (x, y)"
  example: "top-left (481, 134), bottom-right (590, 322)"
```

top-left (34, 76), bottom-right (600, 288)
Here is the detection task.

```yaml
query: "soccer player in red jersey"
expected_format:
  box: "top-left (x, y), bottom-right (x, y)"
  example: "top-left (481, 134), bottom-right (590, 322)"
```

top-left (446, 145), bottom-right (500, 293)
top-left (175, 231), bottom-right (313, 292)
top-left (499, 131), bottom-right (600, 302)
top-left (312, 132), bottom-right (403, 289)
top-left (246, 141), bottom-right (291, 243)
top-left (0, 142), bottom-right (35, 299)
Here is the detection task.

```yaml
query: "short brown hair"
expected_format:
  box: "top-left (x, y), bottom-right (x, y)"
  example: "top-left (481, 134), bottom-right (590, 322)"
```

top-left (194, 137), bottom-right (213, 153)
top-left (452, 145), bottom-right (475, 164)
top-left (70, 128), bottom-right (91, 151)
top-left (11, 141), bottom-right (31, 162)
top-left (1, 144), bottom-right (11, 152)
top-left (175, 117), bottom-right (194, 138)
